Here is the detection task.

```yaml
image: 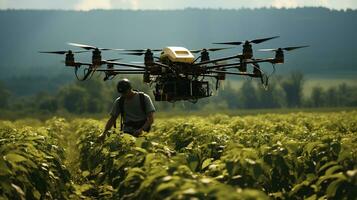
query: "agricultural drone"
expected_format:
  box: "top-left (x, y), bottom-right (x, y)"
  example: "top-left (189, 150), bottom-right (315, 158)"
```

top-left (40, 36), bottom-right (308, 102)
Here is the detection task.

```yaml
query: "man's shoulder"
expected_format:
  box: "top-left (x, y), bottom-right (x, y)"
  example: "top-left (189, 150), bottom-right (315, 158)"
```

top-left (114, 96), bottom-right (123, 103)
top-left (142, 92), bottom-right (152, 99)
top-left (136, 92), bottom-right (151, 100)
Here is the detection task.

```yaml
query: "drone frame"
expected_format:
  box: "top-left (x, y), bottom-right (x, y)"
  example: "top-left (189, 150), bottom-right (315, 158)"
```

top-left (40, 37), bottom-right (308, 102)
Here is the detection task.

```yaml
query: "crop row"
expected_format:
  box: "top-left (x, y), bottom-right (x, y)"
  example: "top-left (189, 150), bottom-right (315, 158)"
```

top-left (0, 112), bottom-right (356, 199)
top-left (75, 112), bottom-right (357, 199)
top-left (0, 118), bottom-right (73, 199)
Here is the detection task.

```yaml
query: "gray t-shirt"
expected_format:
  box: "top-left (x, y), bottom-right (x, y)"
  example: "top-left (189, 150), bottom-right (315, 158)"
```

top-left (110, 92), bottom-right (155, 132)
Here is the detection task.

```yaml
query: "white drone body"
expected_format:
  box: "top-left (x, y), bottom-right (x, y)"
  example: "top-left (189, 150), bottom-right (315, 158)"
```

top-left (160, 47), bottom-right (195, 63)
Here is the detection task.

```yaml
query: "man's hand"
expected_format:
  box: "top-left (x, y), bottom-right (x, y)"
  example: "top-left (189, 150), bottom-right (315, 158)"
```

top-left (99, 116), bottom-right (116, 143)
top-left (133, 128), bottom-right (143, 137)
top-left (97, 132), bottom-right (107, 143)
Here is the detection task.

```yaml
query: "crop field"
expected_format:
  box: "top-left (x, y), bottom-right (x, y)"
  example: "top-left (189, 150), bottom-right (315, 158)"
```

top-left (1, 111), bottom-right (356, 199)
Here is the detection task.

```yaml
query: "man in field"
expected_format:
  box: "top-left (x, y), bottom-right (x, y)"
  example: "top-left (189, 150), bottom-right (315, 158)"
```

top-left (98, 78), bottom-right (155, 141)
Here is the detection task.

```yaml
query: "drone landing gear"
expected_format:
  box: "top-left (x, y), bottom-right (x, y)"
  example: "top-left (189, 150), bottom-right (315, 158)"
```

top-left (75, 66), bottom-right (93, 81)
top-left (154, 78), bottom-right (210, 102)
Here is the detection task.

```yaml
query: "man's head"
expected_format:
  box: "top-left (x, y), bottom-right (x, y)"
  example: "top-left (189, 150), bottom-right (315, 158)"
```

top-left (117, 78), bottom-right (132, 95)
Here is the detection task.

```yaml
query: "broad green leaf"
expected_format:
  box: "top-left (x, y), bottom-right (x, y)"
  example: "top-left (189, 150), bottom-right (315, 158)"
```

top-left (326, 179), bottom-right (344, 198)
top-left (134, 147), bottom-right (147, 154)
top-left (318, 161), bottom-right (338, 174)
top-left (156, 182), bottom-right (176, 193)
top-left (317, 173), bottom-right (347, 186)
top-left (187, 155), bottom-right (199, 171)
top-left (11, 183), bottom-right (25, 200)
top-left (290, 180), bottom-right (310, 194)
top-left (82, 170), bottom-right (90, 177)
top-left (183, 188), bottom-right (197, 195)
top-left (325, 165), bottom-right (343, 175)
top-left (0, 160), bottom-right (11, 175)
top-left (4, 153), bottom-right (27, 163)
top-left (305, 194), bottom-right (317, 200)
top-left (32, 189), bottom-right (41, 200)
top-left (202, 158), bottom-right (212, 170)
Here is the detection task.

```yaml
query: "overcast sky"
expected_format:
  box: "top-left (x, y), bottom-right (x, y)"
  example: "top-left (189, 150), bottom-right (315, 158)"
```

top-left (0, 0), bottom-right (356, 10)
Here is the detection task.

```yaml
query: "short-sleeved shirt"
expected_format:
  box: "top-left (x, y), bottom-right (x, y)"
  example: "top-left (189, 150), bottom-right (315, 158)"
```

top-left (110, 92), bottom-right (155, 133)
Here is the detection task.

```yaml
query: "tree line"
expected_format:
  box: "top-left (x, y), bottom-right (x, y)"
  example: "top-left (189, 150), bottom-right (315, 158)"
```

top-left (208, 72), bottom-right (357, 110)
top-left (0, 72), bottom-right (356, 118)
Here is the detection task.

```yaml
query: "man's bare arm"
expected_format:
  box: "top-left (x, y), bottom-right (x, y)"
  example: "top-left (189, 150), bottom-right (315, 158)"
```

top-left (104, 115), bottom-right (116, 135)
top-left (98, 116), bottom-right (117, 142)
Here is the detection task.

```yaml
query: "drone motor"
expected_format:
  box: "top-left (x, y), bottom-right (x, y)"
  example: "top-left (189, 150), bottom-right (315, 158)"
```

top-left (200, 49), bottom-right (210, 62)
top-left (92, 48), bottom-right (102, 66)
top-left (65, 51), bottom-right (75, 66)
top-left (242, 42), bottom-right (253, 59)
top-left (274, 49), bottom-right (284, 64)
top-left (144, 49), bottom-right (154, 66)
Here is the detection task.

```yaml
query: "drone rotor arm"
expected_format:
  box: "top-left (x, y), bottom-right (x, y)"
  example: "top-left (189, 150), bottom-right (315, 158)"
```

top-left (244, 58), bottom-right (276, 64)
top-left (113, 72), bottom-right (146, 74)
top-left (104, 61), bottom-right (147, 69)
top-left (96, 69), bottom-right (145, 72)
top-left (205, 58), bottom-right (276, 71)
top-left (205, 62), bottom-right (242, 70)
top-left (207, 70), bottom-right (255, 77)
top-left (153, 61), bottom-right (171, 69)
top-left (103, 71), bottom-right (145, 75)
top-left (74, 62), bottom-right (92, 66)
top-left (102, 58), bottom-right (123, 63)
top-left (193, 54), bottom-right (243, 66)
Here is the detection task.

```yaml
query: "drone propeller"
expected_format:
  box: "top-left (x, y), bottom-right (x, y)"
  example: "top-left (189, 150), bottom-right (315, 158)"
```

top-left (259, 45), bottom-right (309, 52)
top-left (69, 43), bottom-right (163, 53)
top-left (190, 47), bottom-right (233, 53)
top-left (105, 58), bottom-right (122, 62)
top-left (130, 61), bottom-right (145, 64)
top-left (38, 50), bottom-right (88, 55)
top-left (123, 48), bottom-right (162, 52)
top-left (213, 36), bottom-right (280, 46)
top-left (120, 50), bottom-right (162, 56)
top-left (67, 42), bottom-right (125, 51)
top-left (121, 52), bottom-right (146, 56)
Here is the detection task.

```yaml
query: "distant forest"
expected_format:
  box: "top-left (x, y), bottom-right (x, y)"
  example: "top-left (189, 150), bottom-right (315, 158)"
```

top-left (0, 7), bottom-right (356, 97)
top-left (0, 72), bottom-right (356, 119)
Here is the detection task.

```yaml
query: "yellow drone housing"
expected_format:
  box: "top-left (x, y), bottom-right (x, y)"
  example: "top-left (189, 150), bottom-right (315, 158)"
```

top-left (160, 47), bottom-right (195, 63)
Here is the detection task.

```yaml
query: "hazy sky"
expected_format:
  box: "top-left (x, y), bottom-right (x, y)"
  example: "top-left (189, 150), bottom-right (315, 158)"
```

top-left (0, 0), bottom-right (356, 10)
